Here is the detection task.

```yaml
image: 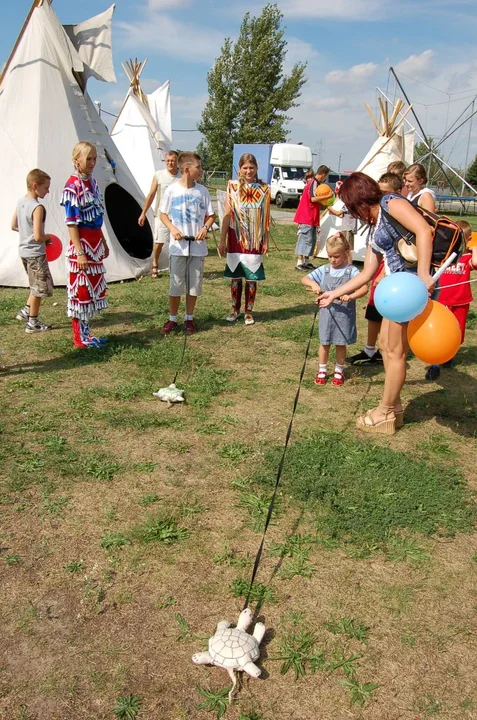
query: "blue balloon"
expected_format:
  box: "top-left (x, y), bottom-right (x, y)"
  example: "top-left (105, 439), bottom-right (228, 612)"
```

top-left (374, 272), bottom-right (429, 323)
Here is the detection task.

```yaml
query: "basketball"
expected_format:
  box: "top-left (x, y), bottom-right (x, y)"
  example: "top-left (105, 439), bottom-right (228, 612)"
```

top-left (467, 231), bottom-right (477, 248)
top-left (315, 183), bottom-right (335, 207)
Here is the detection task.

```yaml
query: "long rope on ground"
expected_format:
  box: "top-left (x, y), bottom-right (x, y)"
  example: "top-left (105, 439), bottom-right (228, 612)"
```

top-left (243, 303), bottom-right (319, 611)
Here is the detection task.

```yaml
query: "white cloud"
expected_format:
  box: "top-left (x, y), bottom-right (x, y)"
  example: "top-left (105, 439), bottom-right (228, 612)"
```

top-left (278, 0), bottom-right (391, 20)
top-left (325, 62), bottom-right (379, 86)
top-left (117, 14), bottom-right (226, 64)
top-left (284, 37), bottom-right (320, 73)
top-left (308, 97), bottom-right (350, 112)
top-left (147, 0), bottom-right (194, 9)
top-left (394, 50), bottom-right (435, 80)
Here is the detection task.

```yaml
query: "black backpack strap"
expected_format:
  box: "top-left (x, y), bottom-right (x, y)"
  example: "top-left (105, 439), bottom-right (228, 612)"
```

top-left (381, 205), bottom-right (415, 242)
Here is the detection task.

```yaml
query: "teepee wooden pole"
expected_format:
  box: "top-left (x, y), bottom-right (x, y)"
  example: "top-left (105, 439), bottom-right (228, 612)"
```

top-left (388, 100), bottom-right (403, 132)
top-left (365, 103), bottom-right (384, 136)
top-left (392, 105), bottom-right (414, 135)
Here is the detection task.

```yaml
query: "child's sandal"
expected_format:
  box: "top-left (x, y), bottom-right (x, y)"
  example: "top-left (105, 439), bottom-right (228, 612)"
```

top-left (332, 371), bottom-right (344, 386)
top-left (314, 370), bottom-right (327, 385)
top-left (356, 406), bottom-right (396, 435)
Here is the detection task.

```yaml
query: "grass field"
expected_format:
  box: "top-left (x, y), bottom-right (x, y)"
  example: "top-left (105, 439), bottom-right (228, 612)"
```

top-left (1, 224), bottom-right (477, 720)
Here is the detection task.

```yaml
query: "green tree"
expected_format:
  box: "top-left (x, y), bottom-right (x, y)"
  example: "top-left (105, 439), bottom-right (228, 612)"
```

top-left (413, 138), bottom-right (445, 185)
top-left (198, 4), bottom-right (307, 172)
top-left (465, 153), bottom-right (477, 188)
top-left (197, 38), bottom-right (236, 173)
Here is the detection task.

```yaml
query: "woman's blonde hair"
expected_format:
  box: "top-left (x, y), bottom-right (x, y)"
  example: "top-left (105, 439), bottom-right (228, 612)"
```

top-left (326, 232), bottom-right (351, 254)
top-left (72, 141), bottom-right (97, 167)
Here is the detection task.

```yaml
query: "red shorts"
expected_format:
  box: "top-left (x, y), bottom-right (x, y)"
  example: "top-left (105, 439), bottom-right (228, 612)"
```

top-left (445, 304), bottom-right (469, 344)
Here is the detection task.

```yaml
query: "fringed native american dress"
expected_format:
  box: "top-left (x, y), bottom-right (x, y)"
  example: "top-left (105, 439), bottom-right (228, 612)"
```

top-left (224, 179), bottom-right (271, 319)
top-left (61, 175), bottom-right (108, 348)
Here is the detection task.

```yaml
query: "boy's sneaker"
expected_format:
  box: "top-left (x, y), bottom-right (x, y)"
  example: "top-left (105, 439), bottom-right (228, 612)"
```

top-left (346, 349), bottom-right (382, 365)
top-left (16, 309), bottom-right (29, 322)
top-left (295, 264), bottom-right (307, 272)
top-left (304, 262), bottom-right (316, 269)
top-left (425, 364), bottom-right (441, 381)
top-left (184, 319), bottom-right (197, 335)
top-left (160, 320), bottom-right (179, 335)
top-left (25, 320), bottom-right (51, 333)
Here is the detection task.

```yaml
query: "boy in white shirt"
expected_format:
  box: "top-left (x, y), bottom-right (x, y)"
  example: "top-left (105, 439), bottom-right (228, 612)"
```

top-left (159, 152), bottom-right (215, 335)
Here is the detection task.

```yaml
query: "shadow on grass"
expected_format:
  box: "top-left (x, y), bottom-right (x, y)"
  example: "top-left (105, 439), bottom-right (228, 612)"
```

top-left (405, 368), bottom-right (477, 438)
top-left (0, 328), bottom-right (177, 377)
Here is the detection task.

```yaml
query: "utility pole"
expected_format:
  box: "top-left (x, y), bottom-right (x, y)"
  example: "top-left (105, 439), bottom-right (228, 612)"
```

top-left (338, 153), bottom-right (342, 173)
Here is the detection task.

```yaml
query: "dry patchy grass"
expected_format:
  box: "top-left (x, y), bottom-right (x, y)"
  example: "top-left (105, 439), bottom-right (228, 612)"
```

top-left (1, 224), bottom-right (477, 719)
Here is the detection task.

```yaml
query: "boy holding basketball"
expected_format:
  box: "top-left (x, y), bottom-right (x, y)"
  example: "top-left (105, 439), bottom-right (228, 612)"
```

top-left (294, 165), bottom-right (343, 271)
top-left (12, 169), bottom-right (53, 333)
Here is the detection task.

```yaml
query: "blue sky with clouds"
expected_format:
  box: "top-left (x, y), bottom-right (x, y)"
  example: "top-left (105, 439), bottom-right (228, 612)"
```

top-left (2, 0), bottom-right (477, 173)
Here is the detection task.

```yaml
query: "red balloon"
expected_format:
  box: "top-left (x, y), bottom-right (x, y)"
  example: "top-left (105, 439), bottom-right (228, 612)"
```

top-left (45, 234), bottom-right (63, 262)
top-left (407, 300), bottom-right (461, 365)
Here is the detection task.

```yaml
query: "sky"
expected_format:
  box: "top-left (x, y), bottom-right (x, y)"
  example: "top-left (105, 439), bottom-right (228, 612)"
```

top-left (2, 0), bottom-right (477, 175)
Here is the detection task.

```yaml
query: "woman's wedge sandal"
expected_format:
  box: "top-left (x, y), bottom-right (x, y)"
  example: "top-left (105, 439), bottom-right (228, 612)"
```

top-left (356, 406), bottom-right (396, 435)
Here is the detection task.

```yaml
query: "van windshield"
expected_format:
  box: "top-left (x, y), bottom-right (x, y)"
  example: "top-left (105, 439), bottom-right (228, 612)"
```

top-left (281, 167), bottom-right (307, 180)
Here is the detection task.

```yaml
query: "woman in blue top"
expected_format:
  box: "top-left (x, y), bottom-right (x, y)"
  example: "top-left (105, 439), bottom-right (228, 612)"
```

top-left (319, 172), bottom-right (434, 435)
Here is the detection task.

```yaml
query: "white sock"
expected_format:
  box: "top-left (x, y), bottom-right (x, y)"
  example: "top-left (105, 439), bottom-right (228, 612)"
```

top-left (185, 314), bottom-right (193, 321)
top-left (334, 364), bottom-right (344, 376)
top-left (169, 315), bottom-right (178, 322)
top-left (319, 364), bottom-right (327, 374)
top-left (364, 345), bottom-right (376, 357)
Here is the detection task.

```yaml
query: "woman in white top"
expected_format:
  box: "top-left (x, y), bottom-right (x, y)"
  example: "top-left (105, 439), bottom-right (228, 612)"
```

top-left (404, 163), bottom-right (436, 213)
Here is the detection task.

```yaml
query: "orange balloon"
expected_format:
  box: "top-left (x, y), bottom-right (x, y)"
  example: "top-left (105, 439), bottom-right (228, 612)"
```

top-left (407, 300), bottom-right (461, 365)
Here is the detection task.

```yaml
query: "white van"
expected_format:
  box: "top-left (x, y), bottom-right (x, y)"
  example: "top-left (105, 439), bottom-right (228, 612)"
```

top-left (269, 144), bottom-right (313, 207)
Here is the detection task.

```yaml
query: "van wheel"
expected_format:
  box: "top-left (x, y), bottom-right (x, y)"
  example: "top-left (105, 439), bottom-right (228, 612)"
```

top-left (275, 193), bottom-right (284, 208)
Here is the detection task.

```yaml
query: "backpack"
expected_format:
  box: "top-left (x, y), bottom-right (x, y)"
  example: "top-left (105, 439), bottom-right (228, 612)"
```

top-left (382, 203), bottom-right (465, 269)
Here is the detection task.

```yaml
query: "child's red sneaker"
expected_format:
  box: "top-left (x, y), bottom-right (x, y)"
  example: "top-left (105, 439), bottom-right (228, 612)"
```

top-left (332, 371), bottom-right (344, 386)
top-left (314, 370), bottom-right (327, 385)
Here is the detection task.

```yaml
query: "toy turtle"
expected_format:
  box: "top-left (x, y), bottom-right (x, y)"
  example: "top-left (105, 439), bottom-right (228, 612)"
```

top-left (192, 608), bottom-right (265, 702)
top-left (152, 383), bottom-right (184, 406)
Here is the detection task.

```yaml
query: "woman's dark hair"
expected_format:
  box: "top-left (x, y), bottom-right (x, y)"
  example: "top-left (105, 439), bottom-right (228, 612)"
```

top-left (339, 172), bottom-right (383, 224)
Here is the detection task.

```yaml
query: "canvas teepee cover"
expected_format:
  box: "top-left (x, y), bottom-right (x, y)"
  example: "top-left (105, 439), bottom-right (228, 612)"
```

top-left (0, 0), bottom-right (154, 287)
top-left (317, 99), bottom-right (415, 260)
top-left (110, 59), bottom-right (172, 199)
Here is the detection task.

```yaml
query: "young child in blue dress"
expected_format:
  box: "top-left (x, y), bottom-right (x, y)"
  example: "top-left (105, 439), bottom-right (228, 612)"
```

top-left (302, 233), bottom-right (368, 386)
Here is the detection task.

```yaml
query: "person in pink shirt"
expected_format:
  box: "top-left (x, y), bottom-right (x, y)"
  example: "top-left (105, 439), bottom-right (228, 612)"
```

top-left (294, 165), bottom-right (343, 271)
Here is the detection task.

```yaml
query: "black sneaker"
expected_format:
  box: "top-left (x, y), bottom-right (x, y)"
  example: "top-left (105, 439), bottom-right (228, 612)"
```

top-left (346, 349), bottom-right (380, 365)
top-left (442, 358), bottom-right (454, 368)
top-left (425, 364), bottom-right (441, 381)
top-left (304, 262), bottom-right (316, 269)
top-left (295, 264), bottom-right (308, 272)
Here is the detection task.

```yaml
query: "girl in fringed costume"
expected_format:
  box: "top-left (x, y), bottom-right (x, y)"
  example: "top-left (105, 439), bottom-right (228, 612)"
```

top-left (219, 154), bottom-right (270, 326)
top-left (61, 141), bottom-right (109, 348)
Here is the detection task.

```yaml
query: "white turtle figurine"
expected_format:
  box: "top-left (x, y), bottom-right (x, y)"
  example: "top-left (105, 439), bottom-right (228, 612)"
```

top-left (152, 383), bottom-right (184, 406)
top-left (192, 608), bottom-right (265, 702)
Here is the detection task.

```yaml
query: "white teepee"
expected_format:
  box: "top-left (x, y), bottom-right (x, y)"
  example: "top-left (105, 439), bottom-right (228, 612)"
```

top-left (0, 0), bottom-right (154, 287)
top-left (317, 98), bottom-right (415, 260)
top-left (110, 58), bottom-right (172, 199)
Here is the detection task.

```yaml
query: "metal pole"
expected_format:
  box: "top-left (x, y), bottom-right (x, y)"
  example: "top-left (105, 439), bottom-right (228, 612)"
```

top-left (461, 99), bottom-right (475, 199)
top-left (389, 68), bottom-right (469, 207)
